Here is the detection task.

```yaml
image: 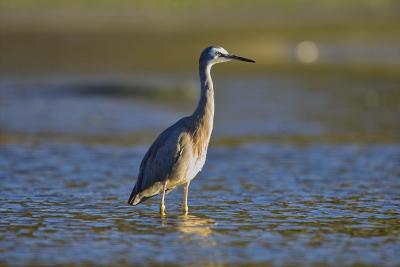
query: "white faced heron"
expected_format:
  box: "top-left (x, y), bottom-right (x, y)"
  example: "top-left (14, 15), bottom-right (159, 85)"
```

top-left (128, 46), bottom-right (255, 214)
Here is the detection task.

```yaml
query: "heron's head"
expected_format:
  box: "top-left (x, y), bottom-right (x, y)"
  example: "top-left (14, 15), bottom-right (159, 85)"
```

top-left (199, 46), bottom-right (255, 66)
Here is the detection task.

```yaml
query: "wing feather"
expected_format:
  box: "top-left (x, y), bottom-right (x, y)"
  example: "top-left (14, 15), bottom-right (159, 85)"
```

top-left (128, 118), bottom-right (190, 205)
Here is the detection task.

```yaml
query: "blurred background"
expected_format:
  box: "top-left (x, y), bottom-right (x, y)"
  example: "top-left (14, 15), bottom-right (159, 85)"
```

top-left (1, 0), bottom-right (399, 144)
top-left (1, 1), bottom-right (400, 266)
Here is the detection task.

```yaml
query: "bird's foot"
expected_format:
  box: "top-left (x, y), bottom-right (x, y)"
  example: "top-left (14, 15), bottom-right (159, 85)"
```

top-left (182, 205), bottom-right (188, 215)
top-left (160, 204), bottom-right (166, 216)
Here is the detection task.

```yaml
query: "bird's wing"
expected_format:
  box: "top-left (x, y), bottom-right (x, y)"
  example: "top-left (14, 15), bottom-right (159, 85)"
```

top-left (129, 120), bottom-right (191, 203)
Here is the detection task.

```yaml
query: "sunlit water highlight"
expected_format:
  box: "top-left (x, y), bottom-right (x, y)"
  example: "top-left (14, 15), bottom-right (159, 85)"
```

top-left (1, 143), bottom-right (399, 266)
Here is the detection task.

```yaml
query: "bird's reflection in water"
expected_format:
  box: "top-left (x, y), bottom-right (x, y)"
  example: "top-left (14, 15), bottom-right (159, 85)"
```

top-left (160, 213), bottom-right (220, 264)
top-left (177, 214), bottom-right (214, 238)
top-left (129, 208), bottom-right (214, 240)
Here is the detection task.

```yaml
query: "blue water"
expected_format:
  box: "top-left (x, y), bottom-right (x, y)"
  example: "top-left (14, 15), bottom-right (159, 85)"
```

top-left (1, 143), bottom-right (399, 266)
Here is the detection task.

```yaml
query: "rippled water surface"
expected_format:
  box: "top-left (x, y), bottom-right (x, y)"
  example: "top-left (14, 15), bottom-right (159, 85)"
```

top-left (1, 143), bottom-right (399, 266)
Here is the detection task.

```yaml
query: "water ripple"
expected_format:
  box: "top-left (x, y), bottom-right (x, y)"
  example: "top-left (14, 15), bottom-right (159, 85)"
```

top-left (0, 143), bottom-right (399, 266)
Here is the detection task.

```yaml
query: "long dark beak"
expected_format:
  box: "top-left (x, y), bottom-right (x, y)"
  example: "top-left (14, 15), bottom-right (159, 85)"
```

top-left (226, 54), bottom-right (255, 63)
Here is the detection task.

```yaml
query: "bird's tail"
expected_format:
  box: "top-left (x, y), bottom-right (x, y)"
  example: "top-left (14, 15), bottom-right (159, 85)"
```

top-left (128, 185), bottom-right (156, 206)
top-left (127, 185), bottom-right (150, 206)
top-left (128, 185), bottom-right (140, 205)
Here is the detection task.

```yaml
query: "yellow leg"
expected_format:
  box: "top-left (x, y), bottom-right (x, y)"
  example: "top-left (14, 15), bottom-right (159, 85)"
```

top-left (183, 182), bottom-right (190, 214)
top-left (160, 181), bottom-right (167, 216)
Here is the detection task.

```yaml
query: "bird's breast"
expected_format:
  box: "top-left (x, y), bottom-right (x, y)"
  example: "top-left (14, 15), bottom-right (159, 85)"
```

top-left (186, 109), bottom-right (213, 181)
top-left (187, 148), bottom-right (208, 181)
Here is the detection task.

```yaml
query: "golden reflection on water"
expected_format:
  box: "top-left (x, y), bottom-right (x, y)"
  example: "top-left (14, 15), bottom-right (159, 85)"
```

top-left (176, 214), bottom-right (215, 238)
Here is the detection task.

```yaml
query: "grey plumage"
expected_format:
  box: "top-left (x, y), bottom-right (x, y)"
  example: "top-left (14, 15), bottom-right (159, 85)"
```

top-left (128, 46), bottom-right (255, 214)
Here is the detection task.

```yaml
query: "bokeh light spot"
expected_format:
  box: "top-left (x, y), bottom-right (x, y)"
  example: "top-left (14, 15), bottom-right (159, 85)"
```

top-left (295, 41), bottom-right (319, 63)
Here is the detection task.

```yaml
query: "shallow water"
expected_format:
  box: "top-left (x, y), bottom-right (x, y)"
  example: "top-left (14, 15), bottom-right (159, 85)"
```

top-left (1, 143), bottom-right (399, 266)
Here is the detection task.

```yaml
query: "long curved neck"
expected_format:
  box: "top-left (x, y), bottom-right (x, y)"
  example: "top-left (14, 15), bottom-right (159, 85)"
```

top-left (191, 62), bottom-right (214, 146)
top-left (194, 63), bottom-right (214, 117)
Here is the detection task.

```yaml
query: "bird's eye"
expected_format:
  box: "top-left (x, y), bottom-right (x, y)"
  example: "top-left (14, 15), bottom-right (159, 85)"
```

top-left (215, 51), bottom-right (222, 57)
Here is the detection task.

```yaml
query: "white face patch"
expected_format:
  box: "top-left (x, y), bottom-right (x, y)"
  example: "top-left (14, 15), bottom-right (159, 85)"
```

top-left (209, 47), bottom-right (230, 64)
top-left (199, 46), bottom-right (232, 66)
top-left (213, 47), bottom-right (229, 56)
